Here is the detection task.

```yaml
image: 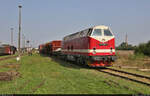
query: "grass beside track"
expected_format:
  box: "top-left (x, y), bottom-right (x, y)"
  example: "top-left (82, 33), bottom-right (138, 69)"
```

top-left (0, 54), bottom-right (17, 58)
top-left (0, 54), bottom-right (150, 94)
top-left (114, 50), bottom-right (150, 76)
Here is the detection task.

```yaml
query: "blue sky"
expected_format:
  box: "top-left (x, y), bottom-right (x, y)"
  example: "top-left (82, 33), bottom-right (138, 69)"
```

top-left (0, 0), bottom-right (150, 47)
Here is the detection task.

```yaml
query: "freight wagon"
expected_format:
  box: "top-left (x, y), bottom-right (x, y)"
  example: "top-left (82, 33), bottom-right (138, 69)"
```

top-left (39, 40), bottom-right (61, 56)
top-left (0, 44), bottom-right (16, 55)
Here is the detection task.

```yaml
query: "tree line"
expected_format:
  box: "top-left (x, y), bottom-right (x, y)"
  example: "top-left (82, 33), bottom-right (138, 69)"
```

top-left (116, 42), bottom-right (136, 50)
top-left (134, 41), bottom-right (150, 56)
top-left (116, 41), bottom-right (150, 56)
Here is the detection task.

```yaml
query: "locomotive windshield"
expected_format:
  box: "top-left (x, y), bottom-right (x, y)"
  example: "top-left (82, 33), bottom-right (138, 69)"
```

top-left (104, 29), bottom-right (113, 36)
top-left (91, 29), bottom-right (102, 36)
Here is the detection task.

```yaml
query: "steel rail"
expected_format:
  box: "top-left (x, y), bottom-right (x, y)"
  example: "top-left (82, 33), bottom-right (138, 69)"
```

top-left (0, 56), bottom-right (18, 61)
top-left (107, 68), bottom-right (150, 80)
top-left (97, 68), bottom-right (150, 86)
top-left (0, 54), bottom-right (25, 61)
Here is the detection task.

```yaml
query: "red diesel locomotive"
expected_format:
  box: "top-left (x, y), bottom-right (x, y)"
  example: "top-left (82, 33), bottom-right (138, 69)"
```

top-left (39, 25), bottom-right (117, 67)
top-left (61, 25), bottom-right (116, 67)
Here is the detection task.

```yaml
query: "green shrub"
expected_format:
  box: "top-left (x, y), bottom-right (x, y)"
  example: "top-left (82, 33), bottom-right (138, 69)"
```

top-left (116, 42), bottom-right (135, 50)
top-left (128, 53), bottom-right (145, 60)
top-left (134, 40), bottom-right (150, 56)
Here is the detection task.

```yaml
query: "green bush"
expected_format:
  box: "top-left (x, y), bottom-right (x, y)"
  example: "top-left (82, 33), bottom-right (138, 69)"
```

top-left (135, 40), bottom-right (150, 56)
top-left (116, 42), bottom-right (135, 50)
top-left (128, 53), bottom-right (145, 60)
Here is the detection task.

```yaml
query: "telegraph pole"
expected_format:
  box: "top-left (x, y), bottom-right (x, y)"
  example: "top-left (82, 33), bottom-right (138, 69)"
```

top-left (18, 5), bottom-right (22, 57)
top-left (125, 33), bottom-right (128, 47)
top-left (27, 40), bottom-right (30, 53)
top-left (22, 34), bottom-right (25, 48)
top-left (10, 28), bottom-right (13, 45)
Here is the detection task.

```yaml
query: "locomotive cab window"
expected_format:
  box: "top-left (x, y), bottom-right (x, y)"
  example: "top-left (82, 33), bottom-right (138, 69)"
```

top-left (104, 29), bottom-right (113, 36)
top-left (91, 29), bottom-right (102, 36)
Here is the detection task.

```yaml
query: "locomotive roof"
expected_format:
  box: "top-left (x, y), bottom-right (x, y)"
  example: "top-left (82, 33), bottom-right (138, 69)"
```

top-left (93, 25), bottom-right (109, 29)
top-left (63, 25), bottom-right (110, 41)
top-left (45, 40), bottom-right (61, 45)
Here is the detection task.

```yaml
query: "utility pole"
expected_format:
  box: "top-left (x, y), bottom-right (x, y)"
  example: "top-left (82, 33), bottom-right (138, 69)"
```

top-left (27, 40), bottom-right (30, 53)
top-left (10, 28), bottom-right (13, 45)
top-left (18, 5), bottom-right (22, 57)
top-left (125, 33), bottom-right (128, 47)
top-left (22, 34), bottom-right (25, 48)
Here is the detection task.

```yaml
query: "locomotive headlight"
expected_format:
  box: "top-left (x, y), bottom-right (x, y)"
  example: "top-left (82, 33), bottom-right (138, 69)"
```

top-left (93, 50), bottom-right (96, 54)
top-left (93, 48), bottom-right (96, 54)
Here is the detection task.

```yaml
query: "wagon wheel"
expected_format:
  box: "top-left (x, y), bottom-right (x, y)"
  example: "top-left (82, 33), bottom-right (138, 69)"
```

top-left (10, 51), bottom-right (13, 55)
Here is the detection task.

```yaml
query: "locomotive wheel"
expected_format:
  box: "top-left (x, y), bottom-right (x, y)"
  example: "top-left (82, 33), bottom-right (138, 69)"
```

top-left (76, 58), bottom-right (81, 65)
top-left (10, 51), bottom-right (13, 55)
top-left (76, 57), bottom-right (83, 65)
top-left (76, 57), bottom-right (88, 67)
top-left (83, 60), bottom-right (90, 68)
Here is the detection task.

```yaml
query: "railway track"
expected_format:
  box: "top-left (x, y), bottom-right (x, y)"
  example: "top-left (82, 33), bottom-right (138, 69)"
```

top-left (0, 55), bottom-right (18, 61)
top-left (0, 54), bottom-right (25, 61)
top-left (97, 68), bottom-right (150, 86)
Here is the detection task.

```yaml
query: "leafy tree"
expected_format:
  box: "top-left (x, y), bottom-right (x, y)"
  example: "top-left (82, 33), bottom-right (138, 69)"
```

top-left (135, 40), bottom-right (150, 56)
top-left (116, 42), bottom-right (135, 50)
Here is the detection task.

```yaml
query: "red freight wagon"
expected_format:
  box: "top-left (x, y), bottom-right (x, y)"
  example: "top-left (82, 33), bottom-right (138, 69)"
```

top-left (62, 25), bottom-right (117, 67)
top-left (39, 40), bottom-right (61, 56)
top-left (45, 42), bottom-right (51, 54)
top-left (0, 45), bottom-right (16, 55)
top-left (39, 44), bottom-right (45, 54)
top-left (49, 40), bottom-right (61, 55)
